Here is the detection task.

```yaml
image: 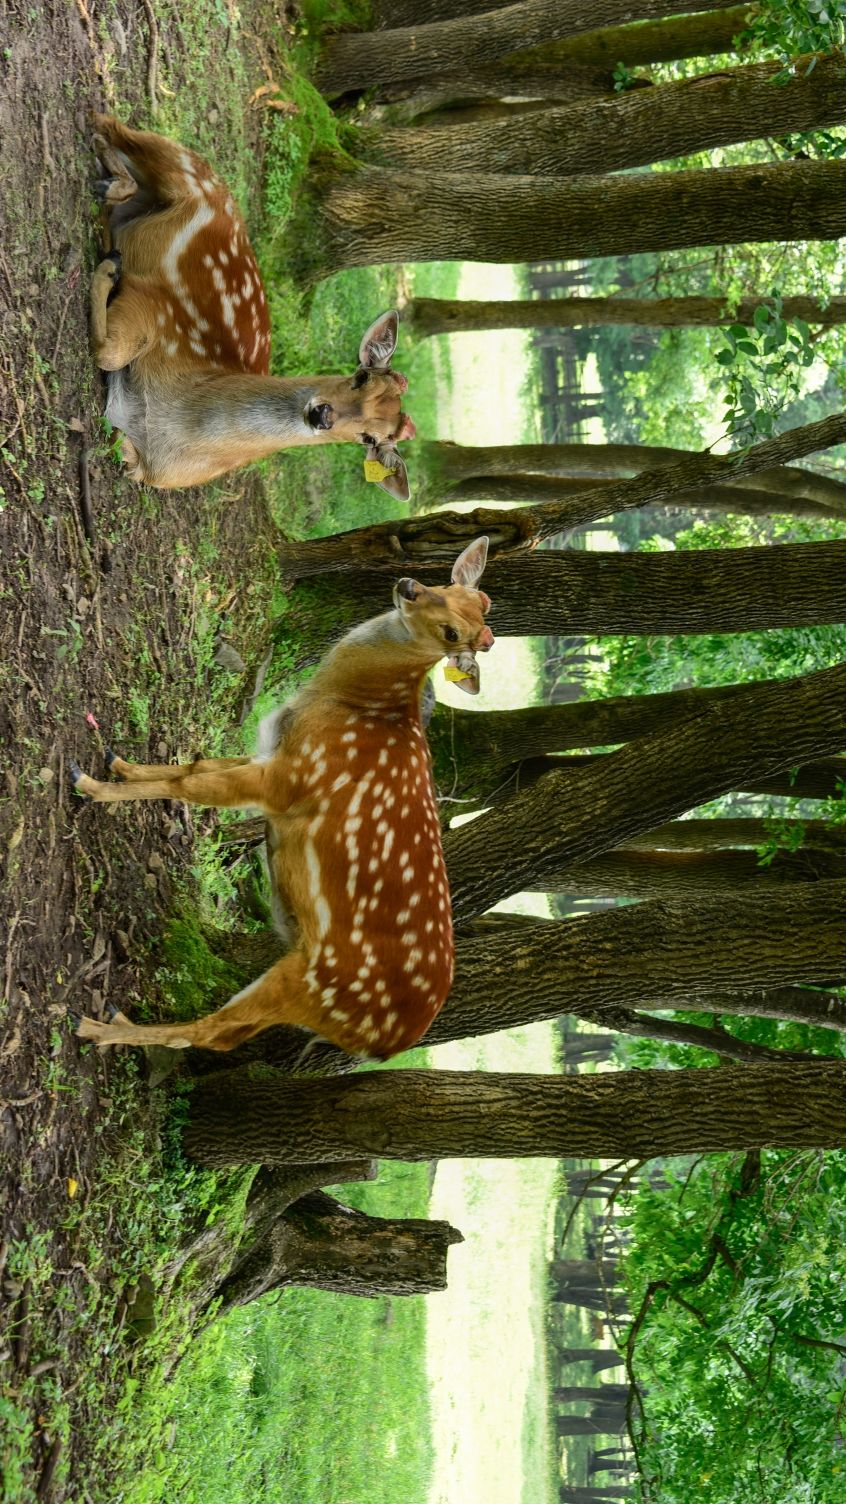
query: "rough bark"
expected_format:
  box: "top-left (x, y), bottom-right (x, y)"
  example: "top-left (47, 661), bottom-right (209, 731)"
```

top-left (538, 845), bottom-right (846, 899)
top-left (433, 884), bottom-right (846, 1040)
top-left (182, 1059), bottom-right (846, 1168)
top-left (375, 62), bottom-right (622, 126)
top-left (405, 292), bottom-right (846, 336)
top-left (365, 55), bottom-right (846, 176)
top-left (318, 0), bottom-right (739, 94)
top-left (214, 1190), bottom-right (462, 1306)
top-left (379, 1), bottom-right (751, 66)
top-left (442, 659), bottom-right (846, 920)
top-left (279, 412), bottom-right (846, 578)
top-left (316, 158), bottom-right (846, 273)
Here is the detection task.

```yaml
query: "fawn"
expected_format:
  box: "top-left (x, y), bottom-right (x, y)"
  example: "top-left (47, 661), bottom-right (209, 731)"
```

top-left (72, 538), bottom-right (494, 1059)
top-left (90, 114), bottom-right (415, 494)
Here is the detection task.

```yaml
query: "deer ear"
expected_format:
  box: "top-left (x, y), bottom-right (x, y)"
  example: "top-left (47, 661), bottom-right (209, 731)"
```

top-left (359, 310), bottom-right (400, 369)
top-left (452, 535), bottom-right (489, 588)
top-left (378, 449), bottom-right (410, 502)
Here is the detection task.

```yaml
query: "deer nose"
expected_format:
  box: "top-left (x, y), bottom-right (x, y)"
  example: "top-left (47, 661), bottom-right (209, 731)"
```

top-left (391, 371), bottom-right (409, 393)
top-left (477, 626), bottom-right (495, 652)
top-left (307, 402), bottom-right (334, 431)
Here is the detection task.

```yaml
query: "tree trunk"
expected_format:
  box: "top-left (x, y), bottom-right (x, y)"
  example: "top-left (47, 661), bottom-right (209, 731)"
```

top-left (552, 1259), bottom-right (620, 1286)
top-left (420, 439), bottom-right (846, 518)
top-left (183, 1060), bottom-right (846, 1167)
top-left (433, 884), bottom-right (846, 1041)
top-left (556, 1416), bottom-right (626, 1436)
top-left (375, 62), bottom-right (621, 126)
top-left (442, 659), bottom-right (846, 920)
top-left (279, 411), bottom-right (846, 578)
top-left (364, 55), bottom-right (846, 175)
top-left (538, 845), bottom-right (846, 899)
top-left (554, 1384), bottom-right (630, 1403)
top-left (567, 1003), bottom-right (817, 1064)
top-left (315, 158), bottom-right (846, 273)
top-left (559, 1348), bottom-right (624, 1372)
top-left (213, 1190), bottom-right (462, 1307)
top-left (405, 292), bottom-right (846, 336)
top-left (379, 1), bottom-right (751, 67)
top-left (318, 0), bottom-right (739, 94)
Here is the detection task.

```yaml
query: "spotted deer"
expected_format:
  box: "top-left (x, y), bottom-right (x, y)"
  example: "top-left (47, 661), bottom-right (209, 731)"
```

top-left (72, 538), bottom-right (493, 1059)
top-left (90, 114), bottom-right (415, 494)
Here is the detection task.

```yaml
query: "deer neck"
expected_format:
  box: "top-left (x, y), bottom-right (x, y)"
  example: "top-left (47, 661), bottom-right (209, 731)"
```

top-left (181, 374), bottom-right (345, 458)
top-left (308, 612), bottom-right (438, 716)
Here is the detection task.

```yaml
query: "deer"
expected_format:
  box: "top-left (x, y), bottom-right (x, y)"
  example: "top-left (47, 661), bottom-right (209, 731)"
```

top-left (71, 538), bottom-right (494, 1060)
top-left (90, 113), bottom-right (415, 495)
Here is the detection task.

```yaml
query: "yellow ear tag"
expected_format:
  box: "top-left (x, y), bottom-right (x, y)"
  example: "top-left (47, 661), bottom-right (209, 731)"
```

top-left (444, 664), bottom-right (472, 684)
top-left (364, 458), bottom-right (395, 483)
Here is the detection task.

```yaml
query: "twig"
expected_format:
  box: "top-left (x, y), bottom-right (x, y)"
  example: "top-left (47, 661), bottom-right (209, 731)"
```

top-left (138, 0), bottom-right (159, 114)
top-left (77, 447), bottom-right (96, 547)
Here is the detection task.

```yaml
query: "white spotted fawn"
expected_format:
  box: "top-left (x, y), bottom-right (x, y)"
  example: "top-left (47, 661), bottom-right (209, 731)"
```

top-left (72, 538), bottom-right (493, 1059)
top-left (90, 114), bottom-right (415, 493)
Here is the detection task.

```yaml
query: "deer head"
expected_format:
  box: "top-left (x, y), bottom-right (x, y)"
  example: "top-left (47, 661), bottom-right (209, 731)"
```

top-left (393, 536), bottom-right (494, 695)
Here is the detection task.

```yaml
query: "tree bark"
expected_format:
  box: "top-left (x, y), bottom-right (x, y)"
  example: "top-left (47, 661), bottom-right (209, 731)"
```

top-left (537, 845), bottom-right (846, 899)
top-left (433, 884), bottom-right (846, 1040)
top-left (442, 659), bottom-right (846, 920)
top-left (214, 1190), bottom-right (462, 1307)
top-left (405, 292), bottom-right (846, 336)
top-left (379, 1), bottom-right (751, 67)
top-left (315, 158), bottom-right (846, 273)
top-left (374, 62), bottom-right (623, 127)
top-left (318, 0), bottom-right (740, 94)
top-left (364, 55), bottom-right (846, 176)
top-left (279, 412), bottom-right (846, 579)
top-left (182, 1059), bottom-right (846, 1167)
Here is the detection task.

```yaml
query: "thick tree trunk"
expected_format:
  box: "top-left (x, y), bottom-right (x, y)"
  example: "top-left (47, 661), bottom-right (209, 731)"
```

top-left (318, 0), bottom-right (739, 94)
top-left (552, 1259), bottom-right (620, 1286)
top-left (379, 2), bottom-right (751, 67)
top-left (556, 1416), bottom-right (626, 1436)
top-left (182, 1059), bottom-right (846, 1167)
top-left (405, 292), bottom-right (846, 336)
top-left (375, 62), bottom-right (622, 126)
top-left (442, 659), bottom-right (846, 920)
top-left (214, 1190), bottom-right (462, 1307)
top-left (554, 1384), bottom-right (630, 1403)
top-left (364, 55), bottom-right (846, 175)
top-left (538, 845), bottom-right (846, 899)
top-left (279, 412), bottom-right (846, 580)
top-left (433, 884), bottom-right (846, 1040)
top-left (435, 473), bottom-right (844, 523)
top-left (315, 158), bottom-right (846, 273)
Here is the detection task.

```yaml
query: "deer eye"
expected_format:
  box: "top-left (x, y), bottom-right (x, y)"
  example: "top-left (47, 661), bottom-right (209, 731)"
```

top-left (361, 432), bottom-right (376, 447)
top-left (443, 626), bottom-right (459, 644)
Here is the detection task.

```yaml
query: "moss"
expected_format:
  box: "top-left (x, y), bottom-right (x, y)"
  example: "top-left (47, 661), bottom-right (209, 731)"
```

top-left (157, 916), bottom-right (247, 1022)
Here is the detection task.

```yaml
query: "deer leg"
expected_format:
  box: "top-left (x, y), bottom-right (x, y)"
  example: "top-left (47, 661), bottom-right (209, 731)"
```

top-left (71, 756), bottom-right (267, 809)
top-left (76, 953), bottom-right (311, 1052)
top-left (91, 265), bottom-right (164, 371)
top-left (106, 750), bottom-right (252, 782)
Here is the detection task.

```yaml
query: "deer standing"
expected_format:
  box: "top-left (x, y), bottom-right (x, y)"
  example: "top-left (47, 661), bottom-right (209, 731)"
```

top-left (90, 114), bottom-right (415, 494)
top-left (72, 538), bottom-right (493, 1059)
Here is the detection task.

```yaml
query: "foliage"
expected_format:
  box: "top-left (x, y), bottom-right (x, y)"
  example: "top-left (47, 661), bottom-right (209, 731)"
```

top-left (714, 293), bottom-right (816, 449)
top-left (740, 0), bottom-right (846, 80)
top-left (619, 1149), bottom-right (846, 1503)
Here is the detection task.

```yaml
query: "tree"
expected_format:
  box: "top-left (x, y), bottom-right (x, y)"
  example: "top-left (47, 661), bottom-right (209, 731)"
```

top-left (279, 411), bottom-right (846, 580)
top-left (312, 158), bottom-right (846, 274)
top-left (403, 292), bottom-right (846, 336)
top-left (317, 0), bottom-right (738, 94)
top-left (183, 1061), bottom-right (846, 1167)
top-left (362, 54), bottom-right (846, 175)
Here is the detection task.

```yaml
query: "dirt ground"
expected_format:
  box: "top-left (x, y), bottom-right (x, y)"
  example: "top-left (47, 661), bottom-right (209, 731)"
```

top-left (0, 2), bottom-right (283, 1496)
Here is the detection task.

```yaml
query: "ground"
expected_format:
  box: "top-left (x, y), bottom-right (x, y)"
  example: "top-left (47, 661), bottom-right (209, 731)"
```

top-left (0, 4), bottom-right (287, 1497)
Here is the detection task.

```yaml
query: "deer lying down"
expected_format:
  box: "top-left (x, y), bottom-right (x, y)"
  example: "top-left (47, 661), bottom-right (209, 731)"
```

top-left (72, 538), bottom-right (494, 1060)
top-left (90, 114), bottom-right (415, 495)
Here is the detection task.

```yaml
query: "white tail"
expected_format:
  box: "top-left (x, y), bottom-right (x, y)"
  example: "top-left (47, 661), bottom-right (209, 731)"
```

top-left (90, 114), bottom-right (415, 493)
top-left (73, 539), bottom-right (494, 1059)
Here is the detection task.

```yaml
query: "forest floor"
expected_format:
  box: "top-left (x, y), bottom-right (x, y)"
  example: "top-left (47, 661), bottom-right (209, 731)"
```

top-left (0, 3), bottom-right (287, 1498)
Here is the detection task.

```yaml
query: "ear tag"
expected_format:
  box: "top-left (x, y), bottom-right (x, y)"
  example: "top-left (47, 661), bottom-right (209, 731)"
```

top-left (364, 458), bottom-right (395, 483)
top-left (444, 663), bottom-right (473, 685)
